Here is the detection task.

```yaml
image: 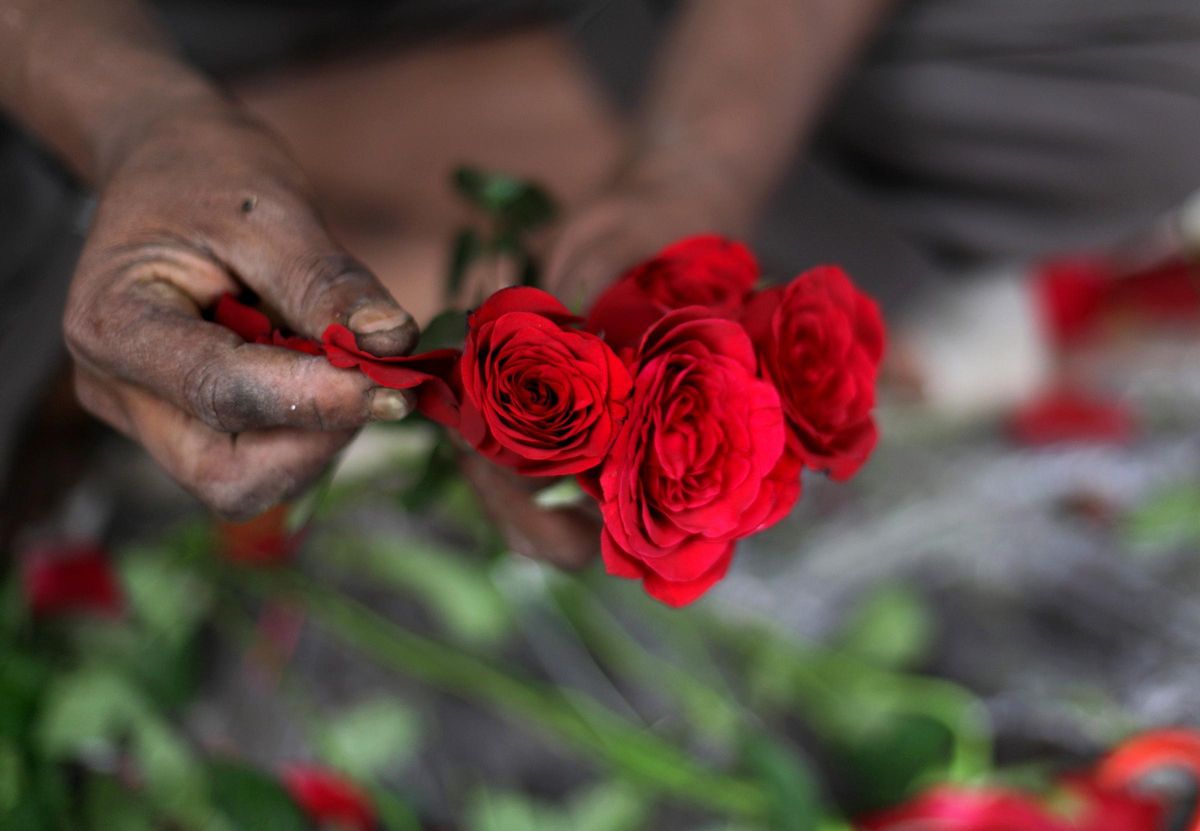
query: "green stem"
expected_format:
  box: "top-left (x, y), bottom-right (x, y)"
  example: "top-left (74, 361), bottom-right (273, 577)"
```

top-left (225, 566), bottom-right (769, 819)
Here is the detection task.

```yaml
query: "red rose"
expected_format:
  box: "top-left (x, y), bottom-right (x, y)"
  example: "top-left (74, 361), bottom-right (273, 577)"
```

top-left (282, 766), bottom-right (375, 831)
top-left (743, 266), bottom-right (885, 481)
top-left (21, 541), bottom-right (123, 618)
top-left (598, 308), bottom-right (798, 607)
top-left (856, 782), bottom-right (1159, 831)
top-left (459, 286), bottom-right (632, 476)
top-left (586, 234), bottom-right (759, 353)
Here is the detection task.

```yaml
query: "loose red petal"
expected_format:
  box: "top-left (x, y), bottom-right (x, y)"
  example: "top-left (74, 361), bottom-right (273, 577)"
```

top-left (214, 294), bottom-right (276, 343)
top-left (322, 324), bottom-right (463, 428)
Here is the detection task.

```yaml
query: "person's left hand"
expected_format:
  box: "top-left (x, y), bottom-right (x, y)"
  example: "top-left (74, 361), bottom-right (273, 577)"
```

top-left (543, 162), bottom-right (752, 312)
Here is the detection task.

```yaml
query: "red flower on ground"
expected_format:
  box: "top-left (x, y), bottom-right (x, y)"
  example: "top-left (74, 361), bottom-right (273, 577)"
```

top-left (742, 265), bottom-right (885, 480)
top-left (1007, 389), bottom-right (1137, 446)
top-left (281, 765), bottom-right (376, 831)
top-left (597, 308), bottom-right (798, 606)
top-left (586, 234), bottom-right (759, 353)
top-left (1097, 729), bottom-right (1200, 831)
top-left (21, 541), bottom-right (123, 618)
top-left (458, 287), bottom-right (632, 476)
top-left (857, 781), bottom-right (1160, 831)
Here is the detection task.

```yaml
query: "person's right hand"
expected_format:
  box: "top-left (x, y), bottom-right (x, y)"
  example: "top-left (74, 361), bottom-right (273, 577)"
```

top-left (64, 105), bottom-right (419, 519)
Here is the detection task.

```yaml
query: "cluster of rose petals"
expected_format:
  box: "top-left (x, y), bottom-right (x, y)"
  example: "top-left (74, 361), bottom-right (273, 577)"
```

top-left (597, 308), bottom-right (800, 606)
top-left (742, 265), bottom-right (885, 480)
top-left (213, 294), bottom-right (460, 427)
top-left (586, 234), bottom-right (758, 353)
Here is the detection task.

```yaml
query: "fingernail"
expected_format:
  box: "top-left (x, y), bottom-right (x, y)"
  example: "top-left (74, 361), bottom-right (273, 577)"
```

top-left (370, 388), bottom-right (415, 421)
top-left (349, 305), bottom-right (412, 335)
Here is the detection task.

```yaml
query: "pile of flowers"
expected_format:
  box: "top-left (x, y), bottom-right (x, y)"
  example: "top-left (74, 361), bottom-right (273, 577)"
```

top-left (216, 235), bottom-right (885, 605)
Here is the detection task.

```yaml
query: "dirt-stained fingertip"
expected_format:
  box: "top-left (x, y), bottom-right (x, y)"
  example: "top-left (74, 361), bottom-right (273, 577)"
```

top-left (368, 388), bottom-right (416, 422)
top-left (348, 305), bottom-right (419, 356)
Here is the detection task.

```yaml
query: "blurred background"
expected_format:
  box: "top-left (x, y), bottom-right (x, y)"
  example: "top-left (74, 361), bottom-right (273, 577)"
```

top-left (3, 1), bottom-right (1200, 828)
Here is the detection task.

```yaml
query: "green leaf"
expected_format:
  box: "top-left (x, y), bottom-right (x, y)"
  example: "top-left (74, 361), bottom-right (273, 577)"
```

top-left (466, 789), bottom-right (555, 831)
top-left (567, 782), bottom-right (647, 831)
top-left (838, 713), bottom-right (954, 813)
top-left (452, 167), bottom-right (556, 232)
top-left (208, 760), bottom-right (307, 831)
top-left (36, 666), bottom-right (145, 759)
top-left (742, 734), bottom-right (820, 831)
top-left (0, 651), bottom-right (48, 741)
top-left (85, 776), bottom-right (156, 831)
top-left (120, 552), bottom-right (213, 649)
top-left (319, 698), bottom-right (422, 780)
top-left (836, 585), bottom-right (933, 670)
top-left (0, 739), bottom-right (23, 815)
top-left (330, 537), bottom-right (511, 646)
top-left (448, 229), bottom-right (483, 299)
top-left (1123, 484), bottom-right (1200, 554)
top-left (416, 309), bottom-right (469, 353)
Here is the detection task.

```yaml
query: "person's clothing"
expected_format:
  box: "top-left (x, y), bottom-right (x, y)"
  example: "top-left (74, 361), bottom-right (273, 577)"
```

top-left (3, 0), bottom-right (1200, 491)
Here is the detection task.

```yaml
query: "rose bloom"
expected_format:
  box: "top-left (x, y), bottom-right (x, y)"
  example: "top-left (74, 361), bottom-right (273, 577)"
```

top-left (459, 287), bottom-right (632, 476)
top-left (22, 542), bottom-right (123, 618)
top-left (742, 265), bottom-right (885, 481)
top-left (281, 766), bottom-right (375, 831)
top-left (856, 781), bottom-right (1160, 831)
top-left (598, 308), bottom-right (800, 607)
top-left (586, 234), bottom-right (759, 353)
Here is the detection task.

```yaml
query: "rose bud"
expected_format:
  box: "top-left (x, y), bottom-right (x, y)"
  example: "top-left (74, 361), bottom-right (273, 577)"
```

top-left (743, 265), bottom-right (885, 481)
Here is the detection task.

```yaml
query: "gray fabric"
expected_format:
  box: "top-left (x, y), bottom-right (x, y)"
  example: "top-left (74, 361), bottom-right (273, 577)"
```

top-left (789, 0), bottom-right (1200, 309)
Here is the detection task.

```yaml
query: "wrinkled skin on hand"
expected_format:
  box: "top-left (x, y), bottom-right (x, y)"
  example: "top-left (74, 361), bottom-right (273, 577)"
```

top-left (64, 107), bottom-right (419, 519)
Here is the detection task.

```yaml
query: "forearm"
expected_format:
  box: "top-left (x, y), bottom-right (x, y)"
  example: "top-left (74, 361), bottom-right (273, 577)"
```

top-left (0, 0), bottom-right (223, 185)
top-left (628, 0), bottom-right (895, 228)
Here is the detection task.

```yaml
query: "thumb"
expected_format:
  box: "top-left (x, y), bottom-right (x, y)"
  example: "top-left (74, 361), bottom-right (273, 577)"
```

top-left (214, 195), bottom-right (418, 356)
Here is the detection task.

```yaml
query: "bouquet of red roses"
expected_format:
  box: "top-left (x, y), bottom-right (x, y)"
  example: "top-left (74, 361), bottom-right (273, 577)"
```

top-left (216, 234), bottom-right (884, 607)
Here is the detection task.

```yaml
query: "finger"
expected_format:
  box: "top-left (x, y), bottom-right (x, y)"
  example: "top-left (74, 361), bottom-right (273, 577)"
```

top-left (115, 378), bottom-right (355, 520)
top-left (455, 254), bottom-right (521, 310)
top-left (215, 198), bottom-right (418, 356)
top-left (458, 451), bottom-right (599, 570)
top-left (68, 279), bottom-right (414, 433)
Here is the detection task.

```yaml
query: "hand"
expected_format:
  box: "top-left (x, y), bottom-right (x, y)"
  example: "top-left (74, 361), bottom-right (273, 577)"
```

top-left (64, 106), bottom-right (419, 519)
top-left (457, 451), bottom-right (599, 571)
top-left (542, 161), bottom-right (753, 312)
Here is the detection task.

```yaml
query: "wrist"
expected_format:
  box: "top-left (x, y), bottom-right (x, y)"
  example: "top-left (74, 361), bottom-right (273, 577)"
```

top-left (614, 145), bottom-right (760, 237)
top-left (89, 75), bottom-right (231, 186)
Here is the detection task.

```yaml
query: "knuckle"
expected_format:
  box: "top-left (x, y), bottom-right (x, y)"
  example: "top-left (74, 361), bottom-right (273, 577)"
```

top-left (184, 356), bottom-right (270, 432)
top-left (292, 251), bottom-right (375, 315)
